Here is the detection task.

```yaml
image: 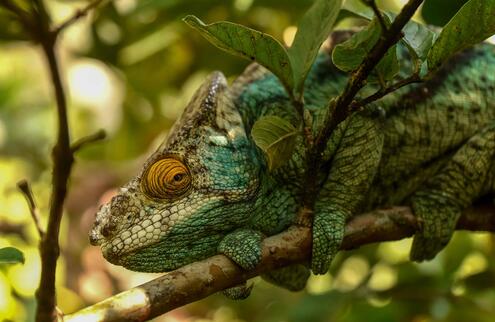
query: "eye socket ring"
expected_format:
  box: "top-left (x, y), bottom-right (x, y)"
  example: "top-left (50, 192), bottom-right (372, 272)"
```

top-left (141, 157), bottom-right (191, 199)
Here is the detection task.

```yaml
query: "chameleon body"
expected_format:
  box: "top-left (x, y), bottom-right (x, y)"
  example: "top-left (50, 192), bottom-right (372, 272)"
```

top-left (90, 32), bottom-right (495, 296)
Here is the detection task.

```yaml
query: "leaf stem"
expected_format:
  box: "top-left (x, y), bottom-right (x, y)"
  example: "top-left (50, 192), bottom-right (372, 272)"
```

top-left (352, 73), bottom-right (422, 108)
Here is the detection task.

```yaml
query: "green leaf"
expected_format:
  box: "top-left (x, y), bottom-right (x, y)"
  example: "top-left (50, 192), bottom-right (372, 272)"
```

top-left (381, 12), bottom-right (436, 65)
top-left (183, 15), bottom-right (294, 94)
top-left (332, 18), bottom-right (399, 82)
top-left (332, 20), bottom-right (380, 72)
top-left (400, 18), bottom-right (436, 62)
top-left (427, 0), bottom-right (495, 71)
top-left (0, 247), bottom-right (24, 265)
top-left (339, 0), bottom-right (374, 20)
top-left (288, 0), bottom-right (343, 99)
top-left (341, 4), bottom-right (436, 68)
top-left (251, 116), bottom-right (298, 171)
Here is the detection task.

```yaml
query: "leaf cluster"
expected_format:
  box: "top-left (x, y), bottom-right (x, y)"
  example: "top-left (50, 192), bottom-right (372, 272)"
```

top-left (185, 0), bottom-right (495, 170)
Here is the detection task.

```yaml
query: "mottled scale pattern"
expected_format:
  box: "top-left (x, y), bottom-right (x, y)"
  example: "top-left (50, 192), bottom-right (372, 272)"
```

top-left (90, 31), bottom-right (495, 294)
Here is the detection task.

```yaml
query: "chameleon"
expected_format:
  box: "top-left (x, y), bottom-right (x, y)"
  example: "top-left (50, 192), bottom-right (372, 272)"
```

top-left (89, 30), bottom-right (495, 298)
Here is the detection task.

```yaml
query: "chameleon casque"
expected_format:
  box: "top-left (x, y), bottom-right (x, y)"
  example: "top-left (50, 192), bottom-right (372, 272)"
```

top-left (90, 31), bottom-right (495, 297)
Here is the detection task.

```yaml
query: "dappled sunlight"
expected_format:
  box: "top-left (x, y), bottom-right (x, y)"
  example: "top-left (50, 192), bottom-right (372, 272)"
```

top-left (333, 256), bottom-right (370, 291)
top-left (368, 263), bottom-right (398, 291)
top-left (306, 273), bottom-right (333, 295)
top-left (68, 60), bottom-right (124, 132)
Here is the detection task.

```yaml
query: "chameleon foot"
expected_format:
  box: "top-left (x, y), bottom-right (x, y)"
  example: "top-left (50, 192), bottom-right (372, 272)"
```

top-left (223, 281), bottom-right (253, 300)
top-left (311, 211), bottom-right (345, 274)
top-left (410, 123), bottom-right (495, 261)
top-left (218, 229), bottom-right (263, 270)
top-left (409, 194), bottom-right (460, 261)
top-left (262, 264), bottom-right (310, 291)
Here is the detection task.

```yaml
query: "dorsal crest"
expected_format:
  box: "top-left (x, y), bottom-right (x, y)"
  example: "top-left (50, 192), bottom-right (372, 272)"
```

top-left (163, 71), bottom-right (246, 150)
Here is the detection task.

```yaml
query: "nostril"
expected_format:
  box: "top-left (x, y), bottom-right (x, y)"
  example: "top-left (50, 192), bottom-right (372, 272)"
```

top-left (101, 225), bottom-right (111, 238)
top-left (101, 221), bottom-right (116, 238)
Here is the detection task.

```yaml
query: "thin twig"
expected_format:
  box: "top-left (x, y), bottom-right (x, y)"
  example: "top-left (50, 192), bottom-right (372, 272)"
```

top-left (1, 0), bottom-right (34, 31)
top-left (71, 129), bottom-right (107, 153)
top-left (351, 74), bottom-right (422, 108)
top-left (63, 203), bottom-right (495, 322)
top-left (366, 0), bottom-right (388, 32)
top-left (54, 0), bottom-right (106, 35)
top-left (17, 180), bottom-right (45, 238)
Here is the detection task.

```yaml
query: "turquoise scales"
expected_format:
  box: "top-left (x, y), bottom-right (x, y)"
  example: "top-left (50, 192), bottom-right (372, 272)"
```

top-left (90, 32), bottom-right (495, 297)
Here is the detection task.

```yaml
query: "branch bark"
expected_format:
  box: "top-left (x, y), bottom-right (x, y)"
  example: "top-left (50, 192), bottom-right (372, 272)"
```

top-left (63, 203), bottom-right (495, 322)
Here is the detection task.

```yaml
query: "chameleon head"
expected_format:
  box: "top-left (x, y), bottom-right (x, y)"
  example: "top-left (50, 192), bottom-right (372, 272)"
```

top-left (89, 72), bottom-right (262, 272)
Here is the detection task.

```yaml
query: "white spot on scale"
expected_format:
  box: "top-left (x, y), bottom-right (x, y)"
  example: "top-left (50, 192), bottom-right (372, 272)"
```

top-left (208, 135), bottom-right (228, 146)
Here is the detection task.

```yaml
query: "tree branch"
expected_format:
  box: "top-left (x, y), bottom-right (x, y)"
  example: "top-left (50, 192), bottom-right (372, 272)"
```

top-left (5, 1), bottom-right (110, 321)
top-left (63, 203), bottom-right (495, 322)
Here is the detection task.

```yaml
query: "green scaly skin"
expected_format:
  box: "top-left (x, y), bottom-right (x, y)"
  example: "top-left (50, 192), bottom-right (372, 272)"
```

top-left (90, 31), bottom-right (495, 298)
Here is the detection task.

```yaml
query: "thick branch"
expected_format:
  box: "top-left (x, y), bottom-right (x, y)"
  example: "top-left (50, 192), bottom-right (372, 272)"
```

top-left (63, 203), bottom-right (495, 322)
top-left (36, 23), bottom-right (75, 322)
top-left (1, 1), bottom-right (110, 321)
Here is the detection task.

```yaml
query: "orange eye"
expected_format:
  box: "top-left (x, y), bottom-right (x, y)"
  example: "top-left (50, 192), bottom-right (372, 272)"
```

top-left (141, 158), bottom-right (191, 199)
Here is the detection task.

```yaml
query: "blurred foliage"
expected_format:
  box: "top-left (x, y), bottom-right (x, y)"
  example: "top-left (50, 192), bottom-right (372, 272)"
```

top-left (0, 0), bottom-right (494, 321)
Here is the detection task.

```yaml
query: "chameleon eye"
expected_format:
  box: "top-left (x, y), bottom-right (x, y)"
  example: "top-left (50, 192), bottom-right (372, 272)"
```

top-left (141, 158), bottom-right (191, 199)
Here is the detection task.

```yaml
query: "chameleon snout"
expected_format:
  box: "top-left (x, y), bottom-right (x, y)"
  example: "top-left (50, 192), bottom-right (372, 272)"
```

top-left (89, 203), bottom-right (111, 246)
top-left (89, 194), bottom-right (132, 246)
